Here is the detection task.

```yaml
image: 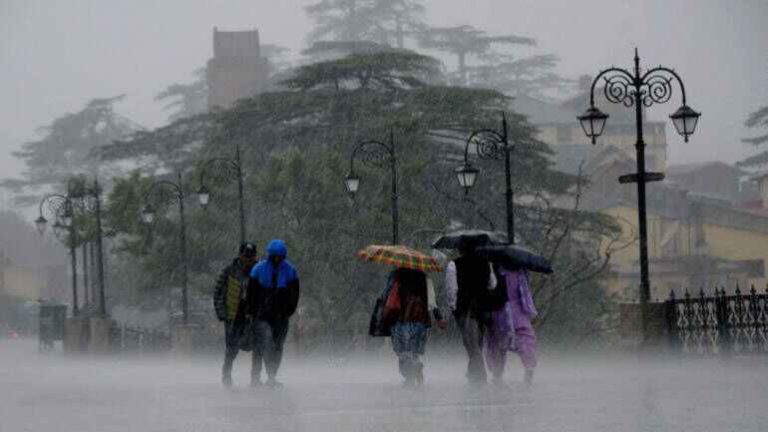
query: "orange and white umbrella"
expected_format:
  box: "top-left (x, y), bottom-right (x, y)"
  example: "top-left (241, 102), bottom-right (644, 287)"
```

top-left (356, 244), bottom-right (443, 273)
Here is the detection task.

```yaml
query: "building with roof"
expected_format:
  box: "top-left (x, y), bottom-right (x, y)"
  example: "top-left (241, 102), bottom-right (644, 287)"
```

top-left (583, 157), bottom-right (768, 300)
top-left (512, 83), bottom-right (668, 176)
top-left (512, 92), bottom-right (768, 300)
top-left (206, 27), bottom-right (271, 110)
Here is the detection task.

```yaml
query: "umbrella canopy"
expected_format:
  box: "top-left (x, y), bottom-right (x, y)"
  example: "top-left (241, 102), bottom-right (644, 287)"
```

top-left (476, 244), bottom-right (553, 274)
top-left (356, 245), bottom-right (443, 273)
top-left (431, 229), bottom-right (508, 250)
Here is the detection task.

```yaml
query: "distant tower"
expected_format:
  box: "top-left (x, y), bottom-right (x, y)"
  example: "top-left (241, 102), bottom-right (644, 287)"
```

top-left (206, 27), bottom-right (270, 110)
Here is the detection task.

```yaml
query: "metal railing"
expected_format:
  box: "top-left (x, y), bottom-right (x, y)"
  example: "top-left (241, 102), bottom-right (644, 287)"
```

top-left (667, 286), bottom-right (768, 355)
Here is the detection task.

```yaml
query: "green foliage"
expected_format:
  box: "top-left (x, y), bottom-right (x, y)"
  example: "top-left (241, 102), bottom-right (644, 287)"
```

top-left (1, 96), bottom-right (139, 206)
top-left (283, 49), bottom-right (441, 91)
top-left (738, 105), bottom-right (768, 168)
top-left (417, 25), bottom-right (536, 85)
top-left (155, 68), bottom-right (208, 123)
top-left (468, 54), bottom-right (575, 99)
top-left (306, 0), bottom-right (426, 48)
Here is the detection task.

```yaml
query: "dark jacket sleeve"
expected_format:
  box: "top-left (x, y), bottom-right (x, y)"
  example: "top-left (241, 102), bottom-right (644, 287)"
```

top-left (213, 267), bottom-right (229, 321)
top-left (282, 278), bottom-right (300, 317)
top-left (246, 276), bottom-right (263, 318)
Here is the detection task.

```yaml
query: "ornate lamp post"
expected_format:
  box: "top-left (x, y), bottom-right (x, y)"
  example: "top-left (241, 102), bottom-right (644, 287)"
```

top-left (36, 193), bottom-right (78, 316)
top-left (578, 49), bottom-right (700, 337)
top-left (141, 173), bottom-right (190, 325)
top-left (344, 131), bottom-right (399, 245)
top-left (36, 178), bottom-right (109, 317)
top-left (197, 141), bottom-right (246, 244)
top-left (455, 112), bottom-right (516, 244)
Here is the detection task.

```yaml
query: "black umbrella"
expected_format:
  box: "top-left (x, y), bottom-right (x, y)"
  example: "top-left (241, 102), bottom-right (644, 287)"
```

top-left (431, 229), bottom-right (508, 250)
top-left (475, 244), bottom-right (553, 274)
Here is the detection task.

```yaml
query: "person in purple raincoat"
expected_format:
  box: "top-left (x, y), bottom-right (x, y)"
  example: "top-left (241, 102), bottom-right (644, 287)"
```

top-left (484, 266), bottom-right (538, 385)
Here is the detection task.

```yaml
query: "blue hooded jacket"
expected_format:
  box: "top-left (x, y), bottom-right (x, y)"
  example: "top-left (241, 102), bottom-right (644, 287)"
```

top-left (248, 239), bottom-right (300, 319)
top-left (250, 239), bottom-right (298, 289)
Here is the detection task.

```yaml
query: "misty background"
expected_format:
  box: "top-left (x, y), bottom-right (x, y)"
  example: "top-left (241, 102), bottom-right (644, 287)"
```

top-left (1, 0), bottom-right (767, 210)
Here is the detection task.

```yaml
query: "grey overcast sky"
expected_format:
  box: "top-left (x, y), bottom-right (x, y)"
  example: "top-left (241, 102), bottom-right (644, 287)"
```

top-left (1, 0), bottom-right (767, 184)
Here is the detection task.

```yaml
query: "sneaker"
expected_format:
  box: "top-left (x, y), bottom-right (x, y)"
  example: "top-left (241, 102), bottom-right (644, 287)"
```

top-left (266, 378), bottom-right (283, 389)
top-left (524, 369), bottom-right (534, 385)
top-left (250, 378), bottom-right (263, 388)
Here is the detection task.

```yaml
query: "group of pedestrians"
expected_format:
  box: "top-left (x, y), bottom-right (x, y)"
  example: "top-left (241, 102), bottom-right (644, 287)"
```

top-left (383, 244), bottom-right (537, 387)
top-left (213, 239), bottom-right (300, 388)
top-left (213, 239), bottom-right (537, 389)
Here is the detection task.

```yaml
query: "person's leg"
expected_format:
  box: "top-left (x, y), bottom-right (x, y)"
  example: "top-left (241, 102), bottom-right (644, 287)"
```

top-left (391, 323), bottom-right (411, 384)
top-left (457, 314), bottom-right (487, 384)
top-left (265, 317), bottom-right (290, 385)
top-left (509, 297), bottom-right (537, 382)
top-left (484, 323), bottom-right (508, 383)
top-left (222, 322), bottom-right (241, 386)
top-left (252, 320), bottom-right (271, 384)
top-left (250, 320), bottom-right (263, 386)
top-left (413, 327), bottom-right (427, 387)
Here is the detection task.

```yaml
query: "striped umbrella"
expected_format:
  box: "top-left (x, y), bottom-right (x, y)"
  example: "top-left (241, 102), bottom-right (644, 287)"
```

top-left (356, 245), bottom-right (444, 273)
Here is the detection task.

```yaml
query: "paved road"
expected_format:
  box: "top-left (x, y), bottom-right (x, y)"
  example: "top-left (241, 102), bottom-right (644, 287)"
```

top-left (1, 339), bottom-right (766, 432)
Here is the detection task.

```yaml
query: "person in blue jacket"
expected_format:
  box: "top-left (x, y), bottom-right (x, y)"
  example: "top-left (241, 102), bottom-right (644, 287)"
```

top-left (247, 239), bottom-right (300, 388)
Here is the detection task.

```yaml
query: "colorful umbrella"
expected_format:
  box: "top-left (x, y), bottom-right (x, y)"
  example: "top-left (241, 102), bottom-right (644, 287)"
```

top-left (356, 244), bottom-right (443, 273)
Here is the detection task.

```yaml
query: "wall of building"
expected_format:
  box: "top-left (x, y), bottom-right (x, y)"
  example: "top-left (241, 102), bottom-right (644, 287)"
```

top-left (207, 28), bottom-right (270, 110)
top-left (535, 121), bottom-right (667, 173)
top-left (0, 266), bottom-right (46, 301)
top-left (601, 205), bottom-right (768, 300)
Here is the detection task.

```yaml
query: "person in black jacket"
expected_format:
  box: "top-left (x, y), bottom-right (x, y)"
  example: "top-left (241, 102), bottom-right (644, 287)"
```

top-left (445, 244), bottom-right (497, 385)
top-left (213, 242), bottom-right (258, 387)
top-left (247, 239), bottom-right (299, 388)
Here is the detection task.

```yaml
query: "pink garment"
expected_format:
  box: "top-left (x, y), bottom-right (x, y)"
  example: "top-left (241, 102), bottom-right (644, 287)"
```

top-left (485, 270), bottom-right (537, 377)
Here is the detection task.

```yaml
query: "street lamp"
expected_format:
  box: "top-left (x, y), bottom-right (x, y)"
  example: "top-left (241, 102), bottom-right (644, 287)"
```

top-left (456, 112), bottom-right (516, 244)
top-left (345, 131), bottom-right (399, 245)
top-left (197, 141), bottom-right (246, 244)
top-left (454, 163), bottom-right (479, 193)
top-left (197, 186), bottom-right (210, 208)
top-left (37, 193), bottom-right (79, 317)
top-left (343, 174), bottom-right (360, 195)
top-left (141, 204), bottom-right (155, 224)
top-left (577, 106), bottom-right (609, 144)
top-left (34, 215), bottom-right (48, 236)
top-left (142, 172), bottom-right (190, 325)
top-left (579, 48), bottom-right (700, 339)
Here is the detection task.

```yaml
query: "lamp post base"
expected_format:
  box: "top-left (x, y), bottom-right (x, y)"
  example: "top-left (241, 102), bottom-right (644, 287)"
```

top-left (63, 317), bottom-right (90, 354)
top-left (619, 302), bottom-right (671, 353)
top-left (171, 324), bottom-right (194, 355)
top-left (88, 317), bottom-right (113, 354)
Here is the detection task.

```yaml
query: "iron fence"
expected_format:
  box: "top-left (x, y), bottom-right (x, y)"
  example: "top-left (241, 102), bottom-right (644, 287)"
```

top-left (667, 286), bottom-right (768, 355)
top-left (110, 324), bottom-right (171, 354)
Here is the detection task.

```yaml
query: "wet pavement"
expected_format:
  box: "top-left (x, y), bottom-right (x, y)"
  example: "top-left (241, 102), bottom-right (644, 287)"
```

top-left (1, 339), bottom-right (766, 432)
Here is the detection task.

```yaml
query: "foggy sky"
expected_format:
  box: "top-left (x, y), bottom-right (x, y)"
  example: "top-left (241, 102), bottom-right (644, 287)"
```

top-left (1, 0), bottom-right (767, 202)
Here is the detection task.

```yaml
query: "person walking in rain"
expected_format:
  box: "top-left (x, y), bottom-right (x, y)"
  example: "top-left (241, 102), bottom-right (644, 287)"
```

top-left (247, 239), bottom-right (300, 388)
top-left (485, 267), bottom-right (538, 385)
top-left (445, 243), bottom-right (497, 385)
top-left (384, 267), bottom-right (447, 387)
top-left (213, 242), bottom-right (258, 388)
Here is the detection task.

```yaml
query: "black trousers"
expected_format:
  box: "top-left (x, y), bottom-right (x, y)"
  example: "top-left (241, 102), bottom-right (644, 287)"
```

top-left (455, 312), bottom-right (489, 384)
top-left (253, 317), bottom-right (290, 379)
top-left (222, 320), bottom-right (260, 380)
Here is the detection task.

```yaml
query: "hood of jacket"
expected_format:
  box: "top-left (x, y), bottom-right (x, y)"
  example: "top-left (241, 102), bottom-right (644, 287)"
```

top-left (266, 239), bottom-right (288, 258)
